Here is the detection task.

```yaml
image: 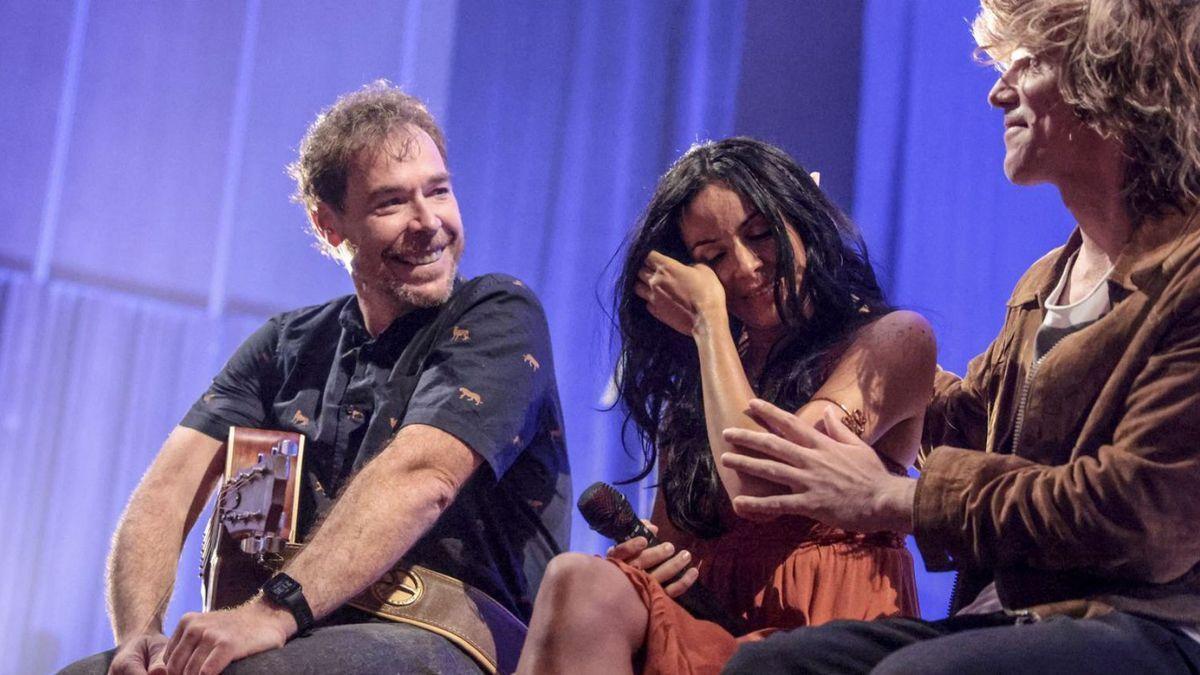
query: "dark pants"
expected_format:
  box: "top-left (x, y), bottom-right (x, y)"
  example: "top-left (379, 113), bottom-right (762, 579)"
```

top-left (59, 610), bottom-right (483, 675)
top-left (724, 612), bottom-right (1200, 675)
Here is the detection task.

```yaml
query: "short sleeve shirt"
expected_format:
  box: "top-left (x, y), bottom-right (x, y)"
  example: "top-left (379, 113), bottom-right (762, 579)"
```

top-left (180, 274), bottom-right (571, 620)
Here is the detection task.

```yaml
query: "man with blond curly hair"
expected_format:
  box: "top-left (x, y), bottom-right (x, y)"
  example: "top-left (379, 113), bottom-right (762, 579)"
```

top-left (720, 1), bottom-right (1200, 671)
top-left (63, 82), bottom-right (570, 674)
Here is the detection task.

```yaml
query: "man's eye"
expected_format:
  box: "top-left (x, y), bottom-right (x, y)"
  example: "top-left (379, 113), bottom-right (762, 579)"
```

top-left (430, 186), bottom-right (451, 197)
top-left (376, 198), bottom-right (404, 209)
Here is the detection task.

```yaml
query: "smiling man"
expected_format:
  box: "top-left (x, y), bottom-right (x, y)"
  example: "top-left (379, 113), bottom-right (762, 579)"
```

top-left (62, 82), bottom-right (570, 675)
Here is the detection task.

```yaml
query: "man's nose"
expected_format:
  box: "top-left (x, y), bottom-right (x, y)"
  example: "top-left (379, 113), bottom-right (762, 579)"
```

top-left (988, 71), bottom-right (1017, 110)
top-left (409, 194), bottom-right (441, 231)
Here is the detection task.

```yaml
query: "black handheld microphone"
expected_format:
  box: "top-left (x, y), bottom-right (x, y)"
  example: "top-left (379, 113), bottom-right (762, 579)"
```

top-left (577, 481), bottom-right (746, 635)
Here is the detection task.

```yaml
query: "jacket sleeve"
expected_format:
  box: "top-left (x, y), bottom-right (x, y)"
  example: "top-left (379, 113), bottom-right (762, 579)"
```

top-left (913, 299), bottom-right (1200, 582)
top-left (919, 347), bottom-right (996, 471)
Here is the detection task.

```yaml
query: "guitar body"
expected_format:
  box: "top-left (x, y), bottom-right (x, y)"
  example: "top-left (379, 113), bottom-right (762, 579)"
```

top-left (200, 427), bottom-right (305, 611)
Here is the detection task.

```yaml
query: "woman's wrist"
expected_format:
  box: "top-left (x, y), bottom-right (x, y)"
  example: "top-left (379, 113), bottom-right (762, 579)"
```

top-left (691, 301), bottom-right (729, 338)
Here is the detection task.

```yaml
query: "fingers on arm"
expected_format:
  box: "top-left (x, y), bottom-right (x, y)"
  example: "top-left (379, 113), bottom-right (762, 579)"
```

top-left (821, 407), bottom-right (863, 444)
top-left (731, 493), bottom-right (802, 519)
top-left (720, 450), bottom-right (804, 487)
top-left (744, 399), bottom-right (824, 446)
top-left (723, 424), bottom-right (817, 466)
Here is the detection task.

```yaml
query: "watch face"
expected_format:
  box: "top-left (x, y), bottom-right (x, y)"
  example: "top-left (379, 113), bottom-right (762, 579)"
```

top-left (267, 575), bottom-right (299, 597)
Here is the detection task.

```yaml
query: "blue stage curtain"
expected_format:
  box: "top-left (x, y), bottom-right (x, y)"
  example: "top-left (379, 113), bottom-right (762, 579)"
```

top-left (444, 0), bottom-right (747, 558)
top-left (854, 0), bottom-right (1077, 617)
top-left (0, 1), bottom-right (744, 668)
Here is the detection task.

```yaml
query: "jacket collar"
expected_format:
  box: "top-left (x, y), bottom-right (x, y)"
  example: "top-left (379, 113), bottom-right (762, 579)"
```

top-left (1006, 209), bottom-right (1199, 308)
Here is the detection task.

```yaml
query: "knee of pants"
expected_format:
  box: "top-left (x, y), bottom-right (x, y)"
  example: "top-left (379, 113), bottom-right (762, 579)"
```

top-left (724, 640), bottom-right (794, 675)
top-left (723, 627), bottom-right (841, 675)
top-left (225, 622), bottom-right (482, 674)
top-left (56, 649), bottom-right (116, 675)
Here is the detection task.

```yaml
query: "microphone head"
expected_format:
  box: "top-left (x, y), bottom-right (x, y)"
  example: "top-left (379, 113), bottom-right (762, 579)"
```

top-left (577, 481), bottom-right (640, 541)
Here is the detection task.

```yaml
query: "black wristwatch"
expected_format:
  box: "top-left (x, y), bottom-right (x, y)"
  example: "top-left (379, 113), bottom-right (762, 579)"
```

top-left (261, 572), bottom-right (314, 636)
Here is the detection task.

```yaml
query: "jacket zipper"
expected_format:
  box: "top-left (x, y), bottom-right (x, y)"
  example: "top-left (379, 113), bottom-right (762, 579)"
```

top-left (948, 332), bottom-right (1067, 617)
top-left (946, 573), bottom-right (962, 616)
top-left (1010, 332), bottom-right (1070, 456)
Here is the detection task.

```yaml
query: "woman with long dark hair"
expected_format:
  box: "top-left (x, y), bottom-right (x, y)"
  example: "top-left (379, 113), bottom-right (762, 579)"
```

top-left (517, 137), bottom-right (934, 674)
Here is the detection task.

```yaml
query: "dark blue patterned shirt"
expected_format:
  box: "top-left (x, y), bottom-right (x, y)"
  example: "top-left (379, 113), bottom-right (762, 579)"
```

top-left (181, 274), bottom-right (570, 620)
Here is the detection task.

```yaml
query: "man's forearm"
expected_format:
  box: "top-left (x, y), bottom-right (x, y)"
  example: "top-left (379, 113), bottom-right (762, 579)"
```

top-left (107, 489), bottom-right (190, 640)
top-left (280, 424), bottom-right (481, 620)
top-left (107, 427), bottom-right (224, 642)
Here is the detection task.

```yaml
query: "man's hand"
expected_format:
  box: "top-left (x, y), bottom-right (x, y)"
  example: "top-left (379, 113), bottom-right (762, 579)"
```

top-left (158, 599), bottom-right (295, 675)
top-left (635, 250), bottom-right (727, 336)
top-left (108, 631), bottom-right (168, 675)
top-left (606, 520), bottom-right (699, 598)
top-left (720, 398), bottom-right (916, 534)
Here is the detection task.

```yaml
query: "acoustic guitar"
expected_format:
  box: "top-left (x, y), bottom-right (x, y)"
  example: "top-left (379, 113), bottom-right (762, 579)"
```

top-left (197, 427), bottom-right (525, 673)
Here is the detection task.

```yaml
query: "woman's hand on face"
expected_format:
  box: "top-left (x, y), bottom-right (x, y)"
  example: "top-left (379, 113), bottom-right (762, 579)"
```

top-left (605, 520), bottom-right (700, 598)
top-left (635, 250), bottom-right (726, 336)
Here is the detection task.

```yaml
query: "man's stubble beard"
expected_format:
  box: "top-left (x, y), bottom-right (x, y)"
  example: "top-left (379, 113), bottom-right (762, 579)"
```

top-left (386, 258), bottom-right (458, 310)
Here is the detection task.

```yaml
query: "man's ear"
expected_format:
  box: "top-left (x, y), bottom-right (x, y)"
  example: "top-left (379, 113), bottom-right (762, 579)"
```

top-left (312, 202), bottom-right (344, 248)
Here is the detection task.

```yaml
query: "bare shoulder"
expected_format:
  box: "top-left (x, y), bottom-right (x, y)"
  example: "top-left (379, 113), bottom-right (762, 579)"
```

top-left (844, 310), bottom-right (937, 390)
top-left (854, 310), bottom-right (935, 355)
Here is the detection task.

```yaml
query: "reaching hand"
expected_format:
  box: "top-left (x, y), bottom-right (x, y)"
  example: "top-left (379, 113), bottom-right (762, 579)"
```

top-left (634, 250), bottom-right (726, 336)
top-left (158, 600), bottom-right (295, 675)
top-left (108, 631), bottom-right (168, 675)
top-left (720, 399), bottom-right (916, 534)
top-left (605, 520), bottom-right (700, 598)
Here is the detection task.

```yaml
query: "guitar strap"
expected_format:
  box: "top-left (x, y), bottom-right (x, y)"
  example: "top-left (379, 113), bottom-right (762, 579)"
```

top-left (264, 544), bottom-right (525, 674)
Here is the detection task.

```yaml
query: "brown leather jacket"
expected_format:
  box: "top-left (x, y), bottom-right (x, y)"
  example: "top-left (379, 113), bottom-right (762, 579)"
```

top-left (916, 211), bottom-right (1200, 623)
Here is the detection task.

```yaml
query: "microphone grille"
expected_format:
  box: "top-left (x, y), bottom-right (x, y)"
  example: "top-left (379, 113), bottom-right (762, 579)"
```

top-left (577, 481), bottom-right (638, 540)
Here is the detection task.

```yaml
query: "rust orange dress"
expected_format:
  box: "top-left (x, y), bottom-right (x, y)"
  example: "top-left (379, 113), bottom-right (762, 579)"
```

top-left (612, 514), bottom-right (919, 675)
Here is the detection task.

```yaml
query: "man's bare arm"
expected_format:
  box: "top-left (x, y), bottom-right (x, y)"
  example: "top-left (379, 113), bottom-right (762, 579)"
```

top-left (106, 426), bottom-right (224, 640)
top-left (284, 423), bottom-right (483, 615)
top-left (161, 422), bottom-right (483, 674)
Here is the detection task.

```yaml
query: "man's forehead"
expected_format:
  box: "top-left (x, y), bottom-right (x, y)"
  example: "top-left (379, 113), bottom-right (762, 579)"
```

top-left (349, 126), bottom-right (445, 185)
top-left (356, 126), bottom-right (427, 165)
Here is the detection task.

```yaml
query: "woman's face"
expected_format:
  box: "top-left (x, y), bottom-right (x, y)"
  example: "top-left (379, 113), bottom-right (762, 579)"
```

top-left (679, 182), bottom-right (806, 332)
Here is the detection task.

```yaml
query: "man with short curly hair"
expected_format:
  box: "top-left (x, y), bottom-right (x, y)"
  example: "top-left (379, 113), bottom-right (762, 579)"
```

top-left (63, 82), bottom-right (570, 674)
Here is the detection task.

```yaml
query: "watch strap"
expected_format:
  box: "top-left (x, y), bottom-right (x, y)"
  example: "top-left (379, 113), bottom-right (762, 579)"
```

top-left (262, 572), bottom-right (314, 636)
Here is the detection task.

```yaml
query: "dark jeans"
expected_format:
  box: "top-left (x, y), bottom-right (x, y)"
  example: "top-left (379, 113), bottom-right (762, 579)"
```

top-left (59, 610), bottom-right (483, 675)
top-left (724, 611), bottom-right (1200, 675)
